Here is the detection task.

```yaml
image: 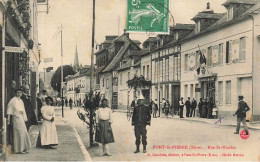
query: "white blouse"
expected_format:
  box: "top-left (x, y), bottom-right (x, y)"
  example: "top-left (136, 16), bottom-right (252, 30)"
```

top-left (7, 97), bottom-right (27, 121)
top-left (96, 107), bottom-right (112, 122)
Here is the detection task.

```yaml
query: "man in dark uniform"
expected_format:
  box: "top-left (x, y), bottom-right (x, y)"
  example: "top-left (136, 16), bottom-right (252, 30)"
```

top-left (36, 93), bottom-right (43, 121)
top-left (185, 97), bottom-right (191, 117)
top-left (132, 99), bottom-right (151, 153)
top-left (179, 97), bottom-right (184, 118)
top-left (233, 96), bottom-right (250, 135)
top-left (190, 98), bottom-right (197, 117)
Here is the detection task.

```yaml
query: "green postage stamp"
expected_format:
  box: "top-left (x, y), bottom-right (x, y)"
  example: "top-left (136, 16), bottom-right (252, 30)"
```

top-left (126, 0), bottom-right (169, 34)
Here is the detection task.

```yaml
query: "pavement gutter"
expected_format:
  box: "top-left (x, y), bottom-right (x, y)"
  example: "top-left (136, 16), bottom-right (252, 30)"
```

top-left (71, 124), bottom-right (93, 161)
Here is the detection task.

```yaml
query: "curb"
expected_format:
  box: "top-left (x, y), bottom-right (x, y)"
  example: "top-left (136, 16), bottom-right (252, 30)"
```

top-left (71, 125), bottom-right (93, 161)
top-left (58, 118), bottom-right (92, 161)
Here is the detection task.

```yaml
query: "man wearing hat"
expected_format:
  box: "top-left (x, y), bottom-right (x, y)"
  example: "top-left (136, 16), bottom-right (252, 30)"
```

top-left (233, 96), bottom-right (250, 135)
top-left (132, 96), bottom-right (151, 154)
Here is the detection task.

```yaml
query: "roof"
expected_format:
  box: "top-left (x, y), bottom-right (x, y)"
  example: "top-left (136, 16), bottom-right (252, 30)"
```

top-left (192, 12), bottom-right (225, 21)
top-left (133, 40), bottom-right (141, 44)
top-left (94, 66), bottom-right (105, 75)
top-left (182, 3), bottom-right (260, 42)
top-left (222, 0), bottom-right (259, 6)
top-left (143, 37), bottom-right (157, 44)
top-left (102, 43), bottom-right (130, 73)
top-left (173, 24), bottom-right (195, 30)
top-left (116, 59), bottom-right (131, 71)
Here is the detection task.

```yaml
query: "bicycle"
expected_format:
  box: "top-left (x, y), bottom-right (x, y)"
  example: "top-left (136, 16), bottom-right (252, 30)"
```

top-left (126, 106), bottom-right (133, 121)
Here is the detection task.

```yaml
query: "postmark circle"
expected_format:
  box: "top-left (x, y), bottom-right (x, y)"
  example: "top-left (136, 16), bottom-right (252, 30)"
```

top-left (240, 130), bottom-right (249, 140)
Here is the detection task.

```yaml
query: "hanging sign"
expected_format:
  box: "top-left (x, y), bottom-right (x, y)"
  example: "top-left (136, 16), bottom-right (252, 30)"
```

top-left (4, 46), bottom-right (25, 53)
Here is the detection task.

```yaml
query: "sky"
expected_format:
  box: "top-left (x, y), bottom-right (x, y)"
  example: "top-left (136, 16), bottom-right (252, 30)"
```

top-left (38, 0), bottom-right (227, 71)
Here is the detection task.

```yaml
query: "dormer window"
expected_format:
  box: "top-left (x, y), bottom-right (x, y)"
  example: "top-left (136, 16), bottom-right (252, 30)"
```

top-left (160, 39), bottom-right (163, 46)
top-left (227, 6), bottom-right (233, 20)
top-left (195, 21), bottom-right (201, 33)
top-left (175, 31), bottom-right (179, 40)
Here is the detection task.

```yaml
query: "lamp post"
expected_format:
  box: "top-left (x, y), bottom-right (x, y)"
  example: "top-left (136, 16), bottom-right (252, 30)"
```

top-left (60, 24), bottom-right (64, 118)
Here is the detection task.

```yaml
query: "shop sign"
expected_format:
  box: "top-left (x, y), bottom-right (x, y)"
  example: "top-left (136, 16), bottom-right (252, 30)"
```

top-left (198, 75), bottom-right (217, 82)
top-left (5, 46), bottom-right (25, 53)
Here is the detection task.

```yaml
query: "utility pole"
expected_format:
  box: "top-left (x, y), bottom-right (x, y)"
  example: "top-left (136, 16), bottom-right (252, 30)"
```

top-left (60, 24), bottom-right (64, 118)
top-left (89, 0), bottom-right (95, 146)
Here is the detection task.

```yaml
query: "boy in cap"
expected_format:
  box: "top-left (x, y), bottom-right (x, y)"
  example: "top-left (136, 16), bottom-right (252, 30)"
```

top-left (233, 96), bottom-right (250, 135)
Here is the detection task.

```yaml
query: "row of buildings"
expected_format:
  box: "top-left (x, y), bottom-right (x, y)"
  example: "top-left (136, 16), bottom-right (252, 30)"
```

top-left (0, 0), bottom-right (42, 159)
top-left (95, 0), bottom-right (260, 122)
top-left (64, 0), bottom-right (260, 122)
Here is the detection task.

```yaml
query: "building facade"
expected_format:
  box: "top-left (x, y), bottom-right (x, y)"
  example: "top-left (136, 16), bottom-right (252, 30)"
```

top-left (180, 0), bottom-right (260, 121)
top-left (65, 66), bottom-right (92, 106)
top-left (150, 25), bottom-right (194, 112)
top-left (0, 0), bottom-right (40, 159)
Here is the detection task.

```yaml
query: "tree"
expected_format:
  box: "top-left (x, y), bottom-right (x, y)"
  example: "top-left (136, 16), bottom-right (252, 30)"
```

top-left (50, 65), bottom-right (75, 93)
top-left (77, 90), bottom-right (100, 146)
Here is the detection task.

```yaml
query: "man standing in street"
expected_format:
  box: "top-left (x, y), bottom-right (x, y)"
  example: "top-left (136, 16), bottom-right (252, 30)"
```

top-left (185, 97), bottom-right (191, 117)
top-left (190, 98), bottom-right (197, 117)
top-left (36, 93), bottom-right (43, 121)
top-left (233, 96), bottom-right (250, 135)
top-left (132, 99), bottom-right (151, 154)
top-left (179, 97), bottom-right (184, 118)
top-left (69, 98), bottom-right (73, 110)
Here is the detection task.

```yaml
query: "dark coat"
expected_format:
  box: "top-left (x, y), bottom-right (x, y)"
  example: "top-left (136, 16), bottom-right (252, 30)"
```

top-left (191, 99), bottom-right (197, 108)
top-left (185, 100), bottom-right (191, 108)
top-left (21, 94), bottom-right (37, 125)
top-left (132, 103), bottom-right (151, 126)
top-left (235, 101), bottom-right (250, 118)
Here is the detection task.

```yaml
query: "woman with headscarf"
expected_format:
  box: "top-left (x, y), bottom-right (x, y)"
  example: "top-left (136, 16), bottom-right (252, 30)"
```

top-left (95, 98), bottom-right (114, 156)
top-left (7, 87), bottom-right (31, 154)
top-left (36, 96), bottom-right (58, 149)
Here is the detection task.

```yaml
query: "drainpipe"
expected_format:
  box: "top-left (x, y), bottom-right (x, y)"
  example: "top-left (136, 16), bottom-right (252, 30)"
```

top-left (250, 14), bottom-right (255, 121)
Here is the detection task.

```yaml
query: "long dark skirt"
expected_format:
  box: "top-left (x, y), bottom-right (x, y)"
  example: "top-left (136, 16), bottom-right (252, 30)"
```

top-left (95, 120), bottom-right (114, 144)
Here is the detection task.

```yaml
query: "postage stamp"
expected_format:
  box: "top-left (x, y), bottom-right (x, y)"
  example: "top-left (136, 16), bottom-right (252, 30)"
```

top-left (126, 0), bottom-right (169, 34)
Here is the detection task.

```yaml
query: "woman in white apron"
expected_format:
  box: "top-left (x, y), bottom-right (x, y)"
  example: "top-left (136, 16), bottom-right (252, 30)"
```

top-left (7, 88), bottom-right (31, 154)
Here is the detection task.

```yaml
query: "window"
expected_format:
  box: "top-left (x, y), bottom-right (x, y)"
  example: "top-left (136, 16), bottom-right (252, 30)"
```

top-left (175, 31), bottom-right (179, 40)
top-left (160, 60), bottom-right (163, 82)
top-left (185, 54), bottom-right (188, 71)
top-left (102, 79), bottom-right (104, 87)
top-left (239, 37), bottom-right (246, 61)
top-left (195, 21), bottom-right (201, 33)
top-left (106, 79), bottom-right (109, 89)
top-left (184, 85), bottom-right (188, 100)
top-left (147, 65), bottom-right (149, 79)
top-left (165, 58), bottom-right (169, 81)
top-left (120, 73), bottom-right (122, 85)
top-left (218, 81), bottom-right (223, 105)
top-left (227, 6), bottom-right (233, 20)
top-left (196, 51), bottom-right (200, 68)
top-left (207, 47), bottom-right (212, 66)
top-left (190, 84), bottom-right (193, 99)
top-left (174, 57), bottom-right (178, 80)
top-left (225, 81), bottom-right (231, 104)
top-left (226, 41), bottom-right (232, 63)
top-left (143, 66), bottom-right (145, 78)
top-left (218, 43), bottom-right (223, 65)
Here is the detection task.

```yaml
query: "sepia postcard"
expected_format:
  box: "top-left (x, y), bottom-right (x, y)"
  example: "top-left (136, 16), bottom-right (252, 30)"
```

top-left (0, 0), bottom-right (260, 161)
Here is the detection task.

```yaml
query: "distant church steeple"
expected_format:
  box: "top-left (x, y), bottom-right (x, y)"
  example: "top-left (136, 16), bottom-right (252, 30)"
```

top-left (73, 45), bottom-right (79, 72)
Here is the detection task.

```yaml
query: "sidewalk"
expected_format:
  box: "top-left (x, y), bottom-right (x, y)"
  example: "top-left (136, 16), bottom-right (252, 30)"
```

top-left (113, 109), bottom-right (260, 130)
top-left (6, 117), bottom-right (90, 161)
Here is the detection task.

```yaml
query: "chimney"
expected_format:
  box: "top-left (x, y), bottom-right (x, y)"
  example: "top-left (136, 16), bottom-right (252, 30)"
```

top-left (124, 29), bottom-right (129, 38)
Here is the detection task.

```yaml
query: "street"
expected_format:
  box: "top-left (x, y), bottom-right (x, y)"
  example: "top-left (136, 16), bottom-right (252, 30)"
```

top-left (59, 107), bottom-right (260, 161)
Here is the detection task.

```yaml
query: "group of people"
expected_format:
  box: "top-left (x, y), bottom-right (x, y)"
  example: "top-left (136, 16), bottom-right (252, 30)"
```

top-left (179, 97), bottom-right (214, 119)
top-left (7, 86), bottom-right (58, 154)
